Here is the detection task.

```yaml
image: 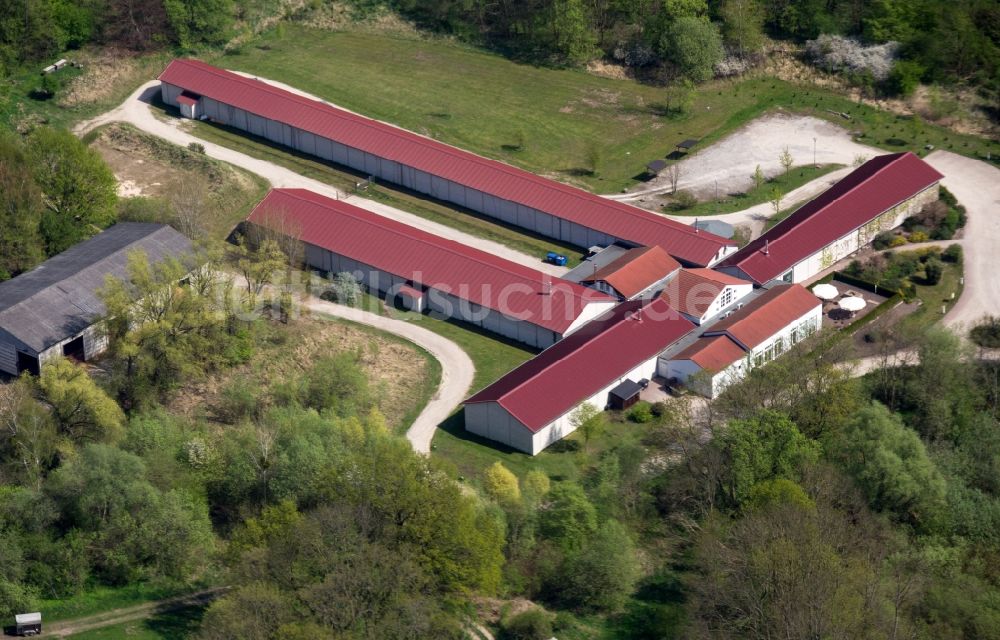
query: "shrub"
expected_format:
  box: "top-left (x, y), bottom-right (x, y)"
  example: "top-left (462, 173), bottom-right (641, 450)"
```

top-left (942, 244), bottom-right (963, 263)
top-left (500, 608), bottom-right (554, 640)
top-left (627, 402), bottom-right (654, 423)
top-left (650, 401), bottom-right (670, 418)
top-left (187, 142), bottom-right (205, 153)
top-left (889, 235), bottom-right (908, 247)
top-left (923, 257), bottom-right (943, 285)
top-left (908, 230), bottom-right (929, 243)
top-left (668, 189), bottom-right (698, 211)
top-left (216, 378), bottom-right (259, 422)
top-left (971, 317), bottom-right (1000, 348)
top-left (886, 60), bottom-right (924, 97)
top-left (872, 231), bottom-right (895, 250)
top-left (804, 34), bottom-right (899, 81)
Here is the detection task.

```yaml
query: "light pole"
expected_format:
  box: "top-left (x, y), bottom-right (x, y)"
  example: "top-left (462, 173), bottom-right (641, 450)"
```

top-left (813, 137), bottom-right (817, 168)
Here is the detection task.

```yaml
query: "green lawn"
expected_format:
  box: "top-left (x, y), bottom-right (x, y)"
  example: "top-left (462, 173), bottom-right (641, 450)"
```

top-left (899, 258), bottom-right (964, 335)
top-left (209, 25), bottom-right (1000, 195)
top-left (182, 116), bottom-right (584, 266)
top-left (38, 583), bottom-right (199, 622)
top-left (671, 163), bottom-right (844, 217)
top-left (63, 604), bottom-right (206, 639)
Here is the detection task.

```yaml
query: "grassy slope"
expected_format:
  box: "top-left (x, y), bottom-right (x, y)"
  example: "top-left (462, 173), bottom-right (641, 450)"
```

top-left (211, 25), bottom-right (1000, 194)
top-left (61, 605), bottom-right (206, 640)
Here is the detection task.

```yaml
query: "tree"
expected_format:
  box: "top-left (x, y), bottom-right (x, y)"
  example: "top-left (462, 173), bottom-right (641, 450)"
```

top-left (27, 127), bottom-right (117, 255)
top-left (163, 0), bottom-right (235, 50)
top-left (779, 146), bottom-right (794, 174)
top-left (303, 352), bottom-right (371, 418)
top-left (100, 249), bottom-right (240, 410)
top-left (550, 0), bottom-right (597, 65)
top-left (720, 0), bottom-right (764, 58)
top-left (235, 235), bottom-right (287, 311)
top-left (769, 186), bottom-right (784, 214)
top-left (484, 462), bottom-right (521, 506)
top-left (38, 358), bottom-right (125, 443)
top-left (825, 402), bottom-right (946, 528)
top-left (923, 256), bottom-right (943, 285)
top-left (557, 519), bottom-right (640, 611)
top-left (719, 411), bottom-right (820, 507)
top-left (0, 135), bottom-right (44, 280)
top-left (538, 483), bottom-right (597, 551)
top-left (660, 17), bottom-right (724, 82)
top-left (667, 162), bottom-right (683, 194)
top-left (0, 380), bottom-right (56, 489)
top-left (523, 470), bottom-right (550, 505)
top-left (570, 402), bottom-right (605, 449)
top-left (751, 164), bottom-right (765, 191)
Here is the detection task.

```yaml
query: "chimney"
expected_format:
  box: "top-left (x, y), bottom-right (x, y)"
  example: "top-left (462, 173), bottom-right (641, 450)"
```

top-left (694, 218), bottom-right (700, 233)
top-left (763, 239), bottom-right (769, 255)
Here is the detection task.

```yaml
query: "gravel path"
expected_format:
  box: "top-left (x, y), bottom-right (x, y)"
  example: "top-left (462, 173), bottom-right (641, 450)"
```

top-left (924, 151), bottom-right (1000, 331)
top-left (74, 81), bottom-right (568, 277)
top-left (608, 113), bottom-right (882, 201)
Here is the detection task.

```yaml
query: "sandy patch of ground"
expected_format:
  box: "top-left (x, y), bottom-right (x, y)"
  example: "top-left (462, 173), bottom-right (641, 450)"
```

top-left (613, 112), bottom-right (880, 201)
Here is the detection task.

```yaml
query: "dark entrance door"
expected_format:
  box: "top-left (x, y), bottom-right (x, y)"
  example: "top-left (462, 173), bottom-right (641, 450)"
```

top-left (62, 335), bottom-right (85, 361)
top-left (16, 351), bottom-right (40, 376)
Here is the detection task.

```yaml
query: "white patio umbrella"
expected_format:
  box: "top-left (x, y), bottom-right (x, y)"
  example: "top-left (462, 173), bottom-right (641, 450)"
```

top-left (812, 283), bottom-right (838, 300)
top-left (839, 296), bottom-right (867, 315)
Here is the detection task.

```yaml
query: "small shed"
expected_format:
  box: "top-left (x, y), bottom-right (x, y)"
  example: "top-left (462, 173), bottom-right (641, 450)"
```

top-left (608, 379), bottom-right (642, 410)
top-left (395, 284), bottom-right (425, 313)
top-left (176, 91), bottom-right (201, 119)
top-left (15, 612), bottom-right (41, 636)
top-left (675, 139), bottom-right (699, 153)
top-left (646, 159), bottom-right (668, 175)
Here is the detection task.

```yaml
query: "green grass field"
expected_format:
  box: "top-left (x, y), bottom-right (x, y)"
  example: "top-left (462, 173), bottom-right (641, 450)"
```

top-left (672, 163), bottom-right (844, 217)
top-left (63, 604), bottom-right (206, 639)
top-left (38, 583), bottom-right (197, 623)
top-left (211, 25), bottom-right (1000, 194)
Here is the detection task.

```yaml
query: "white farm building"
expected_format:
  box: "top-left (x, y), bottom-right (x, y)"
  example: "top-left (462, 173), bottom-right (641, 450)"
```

top-left (158, 59), bottom-right (737, 267)
top-left (245, 189), bottom-right (616, 350)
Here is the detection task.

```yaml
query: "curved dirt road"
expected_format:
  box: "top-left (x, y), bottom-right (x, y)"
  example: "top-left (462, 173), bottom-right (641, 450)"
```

top-left (304, 296), bottom-right (474, 454)
top-left (74, 81), bottom-right (568, 277)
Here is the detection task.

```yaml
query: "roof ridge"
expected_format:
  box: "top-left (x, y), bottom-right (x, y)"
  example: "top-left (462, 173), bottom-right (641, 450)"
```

top-left (263, 189), bottom-right (609, 303)
top-left (168, 60), bottom-right (722, 245)
top-left (750, 153), bottom-right (907, 253)
top-left (494, 299), bottom-right (667, 403)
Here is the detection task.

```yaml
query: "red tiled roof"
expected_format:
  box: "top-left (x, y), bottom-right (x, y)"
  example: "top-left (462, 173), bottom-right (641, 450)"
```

top-left (247, 189), bottom-right (613, 334)
top-left (717, 153), bottom-right (944, 284)
top-left (673, 335), bottom-right (747, 372)
top-left (581, 246), bottom-right (680, 298)
top-left (176, 92), bottom-right (198, 105)
top-left (159, 59), bottom-right (735, 266)
top-left (702, 284), bottom-right (820, 349)
top-left (397, 284), bottom-right (423, 299)
top-left (660, 268), bottom-right (749, 318)
top-left (465, 297), bottom-right (694, 431)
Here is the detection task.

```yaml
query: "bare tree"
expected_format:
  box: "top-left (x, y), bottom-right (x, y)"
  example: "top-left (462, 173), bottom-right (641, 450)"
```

top-left (779, 146), bottom-right (794, 174)
top-left (170, 175), bottom-right (209, 238)
top-left (769, 186), bottom-right (784, 215)
top-left (667, 163), bottom-right (683, 194)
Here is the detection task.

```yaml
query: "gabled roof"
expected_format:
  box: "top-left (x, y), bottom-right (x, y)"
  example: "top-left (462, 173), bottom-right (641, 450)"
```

top-left (717, 152), bottom-right (944, 284)
top-left (465, 297), bottom-right (694, 431)
top-left (0, 224), bottom-right (193, 353)
top-left (159, 59), bottom-right (736, 266)
top-left (660, 268), bottom-right (749, 319)
top-left (581, 245), bottom-right (680, 298)
top-left (702, 284), bottom-right (820, 349)
top-left (673, 334), bottom-right (747, 372)
top-left (246, 189), bottom-right (613, 334)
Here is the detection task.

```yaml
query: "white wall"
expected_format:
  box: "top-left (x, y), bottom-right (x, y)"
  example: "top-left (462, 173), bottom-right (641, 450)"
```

top-left (465, 353), bottom-right (660, 455)
top-left (695, 283), bottom-right (755, 324)
top-left (665, 303), bottom-right (821, 398)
